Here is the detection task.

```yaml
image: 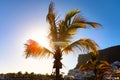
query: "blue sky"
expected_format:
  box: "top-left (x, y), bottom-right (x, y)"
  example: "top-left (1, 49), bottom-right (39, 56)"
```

top-left (0, 0), bottom-right (120, 74)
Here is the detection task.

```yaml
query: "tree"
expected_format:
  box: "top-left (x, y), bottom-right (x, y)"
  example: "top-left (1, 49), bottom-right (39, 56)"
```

top-left (24, 1), bottom-right (100, 80)
top-left (17, 71), bottom-right (22, 78)
top-left (79, 53), bottom-right (111, 80)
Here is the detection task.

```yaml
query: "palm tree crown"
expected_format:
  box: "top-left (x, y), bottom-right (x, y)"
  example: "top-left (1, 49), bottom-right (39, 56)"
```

top-left (24, 1), bottom-right (101, 80)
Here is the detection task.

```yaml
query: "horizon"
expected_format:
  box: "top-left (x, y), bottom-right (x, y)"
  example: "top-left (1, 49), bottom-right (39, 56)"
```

top-left (0, 0), bottom-right (120, 75)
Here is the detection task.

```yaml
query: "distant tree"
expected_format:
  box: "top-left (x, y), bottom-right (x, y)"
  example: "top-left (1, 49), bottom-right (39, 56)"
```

top-left (29, 72), bottom-right (35, 79)
top-left (79, 53), bottom-right (111, 80)
top-left (24, 1), bottom-right (100, 80)
top-left (17, 71), bottom-right (22, 77)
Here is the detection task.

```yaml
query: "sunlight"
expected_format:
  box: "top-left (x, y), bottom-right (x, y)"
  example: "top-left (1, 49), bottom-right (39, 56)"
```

top-left (27, 27), bottom-right (50, 49)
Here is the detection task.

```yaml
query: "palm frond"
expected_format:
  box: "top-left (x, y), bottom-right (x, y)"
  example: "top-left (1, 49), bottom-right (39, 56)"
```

top-left (48, 26), bottom-right (57, 42)
top-left (46, 1), bottom-right (58, 47)
top-left (89, 52), bottom-right (98, 61)
top-left (65, 9), bottom-right (80, 26)
top-left (99, 60), bottom-right (110, 66)
top-left (81, 22), bottom-right (101, 28)
top-left (58, 14), bottom-right (101, 44)
top-left (62, 38), bottom-right (99, 54)
top-left (25, 39), bottom-right (53, 58)
top-left (58, 22), bottom-right (86, 43)
top-left (72, 15), bottom-right (101, 28)
top-left (79, 64), bottom-right (87, 71)
top-left (59, 21), bottom-right (100, 42)
top-left (58, 10), bottom-right (80, 42)
top-left (46, 1), bottom-right (55, 24)
top-left (95, 60), bottom-right (110, 70)
top-left (72, 15), bottom-right (85, 23)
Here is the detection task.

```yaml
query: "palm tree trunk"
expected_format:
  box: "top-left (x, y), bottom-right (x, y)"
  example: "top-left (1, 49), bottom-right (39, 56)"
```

top-left (55, 67), bottom-right (60, 80)
top-left (53, 48), bottom-right (62, 80)
top-left (94, 69), bottom-right (98, 80)
top-left (54, 59), bottom-right (62, 80)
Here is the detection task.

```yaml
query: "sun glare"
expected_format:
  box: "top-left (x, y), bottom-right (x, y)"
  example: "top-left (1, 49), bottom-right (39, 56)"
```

top-left (27, 27), bottom-right (50, 49)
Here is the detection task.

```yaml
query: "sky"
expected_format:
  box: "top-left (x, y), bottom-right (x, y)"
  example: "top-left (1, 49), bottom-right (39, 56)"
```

top-left (0, 0), bottom-right (120, 75)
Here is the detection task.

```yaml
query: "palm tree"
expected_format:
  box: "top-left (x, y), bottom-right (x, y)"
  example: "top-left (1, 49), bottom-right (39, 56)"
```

top-left (85, 53), bottom-right (111, 80)
top-left (24, 2), bottom-right (101, 80)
